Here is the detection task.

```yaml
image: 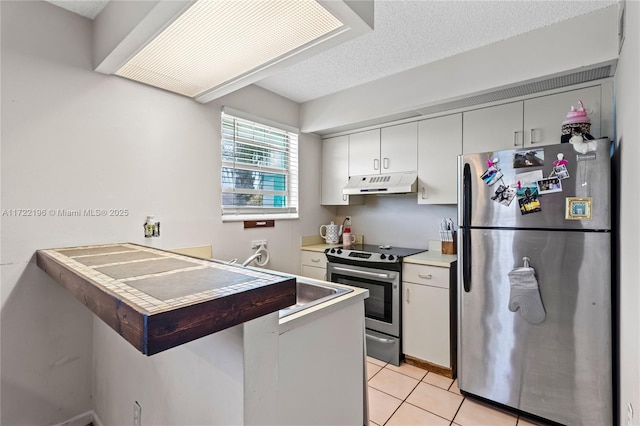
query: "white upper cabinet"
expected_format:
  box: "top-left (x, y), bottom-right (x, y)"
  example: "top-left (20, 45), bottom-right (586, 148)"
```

top-left (523, 86), bottom-right (601, 148)
top-left (348, 129), bottom-right (380, 176)
top-left (463, 85), bottom-right (604, 154)
top-left (349, 123), bottom-right (418, 176)
top-left (417, 114), bottom-right (462, 205)
top-left (462, 101), bottom-right (523, 154)
top-left (322, 135), bottom-right (363, 206)
top-left (380, 122), bottom-right (418, 173)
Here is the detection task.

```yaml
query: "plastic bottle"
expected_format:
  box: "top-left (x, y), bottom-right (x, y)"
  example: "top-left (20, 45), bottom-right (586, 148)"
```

top-left (343, 226), bottom-right (355, 246)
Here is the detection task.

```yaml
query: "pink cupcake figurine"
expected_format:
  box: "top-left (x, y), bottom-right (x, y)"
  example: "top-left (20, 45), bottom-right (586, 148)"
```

top-left (561, 100), bottom-right (594, 143)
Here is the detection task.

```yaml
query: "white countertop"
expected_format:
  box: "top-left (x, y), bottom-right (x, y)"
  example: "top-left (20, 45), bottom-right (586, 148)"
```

top-left (403, 251), bottom-right (457, 268)
top-left (300, 243), bottom-right (341, 253)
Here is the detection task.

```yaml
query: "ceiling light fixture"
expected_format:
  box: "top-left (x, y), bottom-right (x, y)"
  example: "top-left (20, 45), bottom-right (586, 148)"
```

top-left (114, 0), bottom-right (353, 101)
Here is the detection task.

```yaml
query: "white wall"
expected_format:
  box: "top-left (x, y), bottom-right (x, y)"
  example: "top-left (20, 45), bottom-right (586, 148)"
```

top-left (614, 1), bottom-right (640, 424)
top-left (0, 1), bottom-right (333, 424)
top-left (337, 195), bottom-right (456, 248)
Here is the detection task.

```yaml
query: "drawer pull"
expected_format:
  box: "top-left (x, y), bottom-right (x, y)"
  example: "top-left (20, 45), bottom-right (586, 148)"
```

top-left (311, 258), bottom-right (321, 263)
top-left (418, 274), bottom-right (433, 279)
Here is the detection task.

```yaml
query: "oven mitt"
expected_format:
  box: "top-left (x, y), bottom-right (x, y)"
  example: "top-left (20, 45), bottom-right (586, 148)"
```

top-left (508, 267), bottom-right (546, 324)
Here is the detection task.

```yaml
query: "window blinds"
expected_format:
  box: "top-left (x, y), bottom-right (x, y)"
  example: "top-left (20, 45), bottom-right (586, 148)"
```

top-left (221, 110), bottom-right (298, 219)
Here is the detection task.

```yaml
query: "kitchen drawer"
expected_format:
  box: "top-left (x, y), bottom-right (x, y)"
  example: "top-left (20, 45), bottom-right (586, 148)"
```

top-left (403, 263), bottom-right (449, 289)
top-left (301, 265), bottom-right (327, 281)
top-left (301, 250), bottom-right (328, 268)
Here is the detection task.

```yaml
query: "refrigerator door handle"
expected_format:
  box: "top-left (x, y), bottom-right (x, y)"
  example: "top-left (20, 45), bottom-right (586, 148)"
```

top-left (461, 162), bottom-right (471, 292)
top-left (462, 163), bottom-right (471, 227)
top-left (462, 227), bottom-right (471, 292)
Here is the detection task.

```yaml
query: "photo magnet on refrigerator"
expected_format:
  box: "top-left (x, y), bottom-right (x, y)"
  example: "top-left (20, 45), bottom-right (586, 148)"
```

top-left (513, 148), bottom-right (544, 168)
top-left (481, 168), bottom-right (503, 185)
top-left (552, 153), bottom-right (570, 180)
top-left (491, 185), bottom-right (516, 206)
top-left (519, 190), bottom-right (542, 215)
top-left (536, 177), bottom-right (563, 194)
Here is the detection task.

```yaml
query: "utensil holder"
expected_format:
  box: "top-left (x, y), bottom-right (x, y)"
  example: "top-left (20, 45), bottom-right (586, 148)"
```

top-left (441, 232), bottom-right (457, 255)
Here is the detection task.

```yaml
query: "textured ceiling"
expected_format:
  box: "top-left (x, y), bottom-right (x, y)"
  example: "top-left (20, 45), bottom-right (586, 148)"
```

top-left (47, 0), bottom-right (618, 104)
top-left (256, 0), bottom-right (618, 103)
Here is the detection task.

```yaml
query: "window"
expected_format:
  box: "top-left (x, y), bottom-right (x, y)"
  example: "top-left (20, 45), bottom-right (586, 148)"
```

top-left (221, 107), bottom-right (298, 220)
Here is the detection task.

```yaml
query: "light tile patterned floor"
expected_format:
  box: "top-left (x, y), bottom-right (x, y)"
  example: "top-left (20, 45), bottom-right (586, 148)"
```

top-left (366, 357), bottom-right (551, 426)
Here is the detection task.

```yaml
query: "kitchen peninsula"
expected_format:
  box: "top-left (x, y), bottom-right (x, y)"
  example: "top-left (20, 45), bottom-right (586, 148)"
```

top-left (36, 243), bottom-right (369, 424)
top-left (36, 243), bottom-right (296, 355)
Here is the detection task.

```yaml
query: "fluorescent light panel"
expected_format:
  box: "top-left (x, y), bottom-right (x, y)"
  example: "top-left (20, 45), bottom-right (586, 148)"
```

top-left (116, 0), bottom-right (343, 97)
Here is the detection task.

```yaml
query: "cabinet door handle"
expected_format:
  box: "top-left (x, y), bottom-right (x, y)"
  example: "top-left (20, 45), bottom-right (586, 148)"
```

top-left (406, 288), bottom-right (410, 303)
top-left (374, 158), bottom-right (379, 170)
top-left (513, 131), bottom-right (523, 147)
top-left (343, 194), bottom-right (347, 201)
top-left (421, 187), bottom-right (427, 200)
top-left (383, 157), bottom-right (389, 169)
top-left (311, 258), bottom-right (320, 263)
top-left (418, 274), bottom-right (433, 279)
top-left (530, 128), bottom-right (539, 144)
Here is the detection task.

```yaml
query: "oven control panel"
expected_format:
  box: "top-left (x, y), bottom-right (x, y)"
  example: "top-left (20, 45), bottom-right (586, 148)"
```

top-left (324, 247), bottom-right (398, 263)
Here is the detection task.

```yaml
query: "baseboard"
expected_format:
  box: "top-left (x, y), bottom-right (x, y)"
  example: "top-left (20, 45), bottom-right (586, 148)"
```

top-left (404, 355), bottom-right (453, 378)
top-left (53, 410), bottom-right (103, 426)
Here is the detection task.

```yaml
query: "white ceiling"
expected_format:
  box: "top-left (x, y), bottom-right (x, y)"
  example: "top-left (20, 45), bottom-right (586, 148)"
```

top-left (47, 0), bottom-right (108, 19)
top-left (47, 0), bottom-right (618, 104)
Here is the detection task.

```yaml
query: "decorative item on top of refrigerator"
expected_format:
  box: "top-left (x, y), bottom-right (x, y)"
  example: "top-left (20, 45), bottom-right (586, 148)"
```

top-left (561, 99), bottom-right (600, 154)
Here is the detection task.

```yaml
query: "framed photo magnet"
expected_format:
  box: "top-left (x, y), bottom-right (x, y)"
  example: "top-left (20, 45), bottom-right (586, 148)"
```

top-left (565, 197), bottom-right (592, 220)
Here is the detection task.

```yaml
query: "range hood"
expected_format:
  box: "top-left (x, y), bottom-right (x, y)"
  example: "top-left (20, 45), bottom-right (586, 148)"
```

top-left (343, 172), bottom-right (418, 195)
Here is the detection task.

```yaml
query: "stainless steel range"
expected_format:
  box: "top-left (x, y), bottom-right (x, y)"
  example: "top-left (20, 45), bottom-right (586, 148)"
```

top-left (325, 244), bottom-right (427, 366)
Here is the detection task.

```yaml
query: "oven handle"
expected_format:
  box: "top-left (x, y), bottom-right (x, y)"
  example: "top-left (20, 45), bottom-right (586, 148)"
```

top-left (331, 266), bottom-right (397, 281)
top-left (365, 333), bottom-right (396, 344)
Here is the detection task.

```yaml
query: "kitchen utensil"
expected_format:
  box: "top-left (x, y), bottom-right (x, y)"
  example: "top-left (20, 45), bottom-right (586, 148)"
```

top-left (320, 221), bottom-right (343, 244)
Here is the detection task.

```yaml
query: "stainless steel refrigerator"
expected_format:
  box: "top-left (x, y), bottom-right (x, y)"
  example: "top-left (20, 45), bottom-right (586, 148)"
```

top-left (457, 138), bottom-right (613, 425)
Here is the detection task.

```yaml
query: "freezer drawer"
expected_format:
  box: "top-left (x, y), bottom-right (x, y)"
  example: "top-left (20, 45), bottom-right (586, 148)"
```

top-left (457, 228), bottom-right (612, 425)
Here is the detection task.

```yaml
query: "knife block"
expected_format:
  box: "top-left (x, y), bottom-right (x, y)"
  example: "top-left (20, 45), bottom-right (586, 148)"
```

top-left (441, 232), bottom-right (457, 255)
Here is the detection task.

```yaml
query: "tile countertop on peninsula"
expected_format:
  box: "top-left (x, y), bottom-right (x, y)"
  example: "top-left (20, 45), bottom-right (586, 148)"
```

top-left (36, 243), bottom-right (296, 355)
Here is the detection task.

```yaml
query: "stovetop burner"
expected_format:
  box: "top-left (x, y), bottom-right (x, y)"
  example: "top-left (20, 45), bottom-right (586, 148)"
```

top-left (324, 244), bottom-right (427, 266)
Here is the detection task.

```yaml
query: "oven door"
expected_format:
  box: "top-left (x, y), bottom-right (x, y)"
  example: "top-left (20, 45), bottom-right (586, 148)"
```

top-left (327, 262), bottom-right (400, 337)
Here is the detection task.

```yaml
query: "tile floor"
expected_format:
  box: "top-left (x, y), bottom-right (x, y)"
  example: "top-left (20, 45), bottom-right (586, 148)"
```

top-left (366, 357), bottom-right (549, 426)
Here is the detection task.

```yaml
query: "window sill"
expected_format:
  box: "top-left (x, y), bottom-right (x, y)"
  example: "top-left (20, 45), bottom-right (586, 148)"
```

top-left (221, 213), bottom-right (299, 222)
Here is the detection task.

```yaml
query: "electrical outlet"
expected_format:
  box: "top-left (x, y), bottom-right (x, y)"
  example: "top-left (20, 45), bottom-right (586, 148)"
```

top-left (134, 401), bottom-right (142, 426)
top-left (251, 239), bottom-right (267, 249)
top-left (345, 216), bottom-right (352, 225)
top-left (627, 402), bottom-right (634, 426)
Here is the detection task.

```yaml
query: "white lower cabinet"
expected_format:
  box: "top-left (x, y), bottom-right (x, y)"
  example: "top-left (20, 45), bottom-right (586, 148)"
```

top-left (402, 263), bottom-right (453, 369)
top-left (300, 250), bottom-right (327, 281)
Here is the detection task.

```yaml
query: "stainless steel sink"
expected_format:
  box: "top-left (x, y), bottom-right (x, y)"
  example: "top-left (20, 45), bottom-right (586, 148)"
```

top-left (279, 280), bottom-right (352, 318)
